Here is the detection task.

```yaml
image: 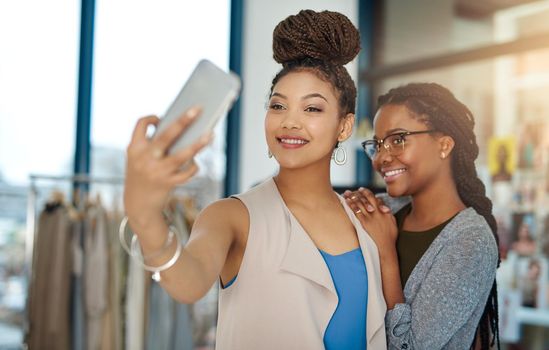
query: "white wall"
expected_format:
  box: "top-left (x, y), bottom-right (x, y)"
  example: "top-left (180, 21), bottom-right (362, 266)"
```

top-left (239, 0), bottom-right (359, 191)
top-left (383, 0), bottom-right (452, 64)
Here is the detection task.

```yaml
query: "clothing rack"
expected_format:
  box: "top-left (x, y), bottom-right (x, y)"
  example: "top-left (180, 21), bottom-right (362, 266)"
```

top-left (24, 173), bottom-right (220, 349)
top-left (24, 174), bottom-right (221, 342)
top-left (24, 173), bottom-right (125, 344)
top-left (25, 172), bottom-right (215, 276)
top-left (24, 172), bottom-right (211, 294)
top-left (25, 174), bottom-right (124, 284)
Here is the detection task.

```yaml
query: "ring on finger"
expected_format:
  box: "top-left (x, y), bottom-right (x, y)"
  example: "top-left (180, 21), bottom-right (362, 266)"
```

top-left (355, 209), bottom-right (362, 215)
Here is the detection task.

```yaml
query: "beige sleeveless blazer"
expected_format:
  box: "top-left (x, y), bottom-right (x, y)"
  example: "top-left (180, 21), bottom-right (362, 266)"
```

top-left (215, 178), bottom-right (387, 350)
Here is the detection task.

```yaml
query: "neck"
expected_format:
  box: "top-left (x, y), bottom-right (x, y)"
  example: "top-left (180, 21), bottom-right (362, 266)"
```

top-left (273, 160), bottom-right (337, 208)
top-left (408, 174), bottom-right (465, 228)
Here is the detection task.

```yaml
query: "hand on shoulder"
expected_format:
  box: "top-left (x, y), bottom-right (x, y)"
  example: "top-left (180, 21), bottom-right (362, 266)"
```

top-left (343, 188), bottom-right (397, 254)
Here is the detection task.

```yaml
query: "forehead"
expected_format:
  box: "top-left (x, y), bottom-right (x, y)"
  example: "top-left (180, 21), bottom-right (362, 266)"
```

top-left (272, 70), bottom-right (337, 100)
top-left (373, 104), bottom-right (427, 135)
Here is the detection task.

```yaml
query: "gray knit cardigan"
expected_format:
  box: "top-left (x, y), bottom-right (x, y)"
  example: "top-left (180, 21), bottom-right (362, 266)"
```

top-left (381, 195), bottom-right (499, 350)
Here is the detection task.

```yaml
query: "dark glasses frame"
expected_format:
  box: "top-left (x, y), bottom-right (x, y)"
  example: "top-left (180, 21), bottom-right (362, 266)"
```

top-left (361, 130), bottom-right (436, 159)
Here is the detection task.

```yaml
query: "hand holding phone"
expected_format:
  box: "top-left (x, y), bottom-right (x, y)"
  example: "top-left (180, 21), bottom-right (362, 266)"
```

top-left (154, 59), bottom-right (241, 154)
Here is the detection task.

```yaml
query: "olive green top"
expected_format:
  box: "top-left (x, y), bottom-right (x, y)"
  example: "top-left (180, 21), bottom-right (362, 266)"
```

top-left (395, 204), bottom-right (455, 287)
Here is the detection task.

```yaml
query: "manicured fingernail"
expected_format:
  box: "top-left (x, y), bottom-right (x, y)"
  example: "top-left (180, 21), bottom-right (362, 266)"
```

top-left (366, 204), bottom-right (375, 212)
top-left (381, 205), bottom-right (390, 212)
top-left (187, 107), bottom-right (200, 119)
top-left (359, 187), bottom-right (365, 191)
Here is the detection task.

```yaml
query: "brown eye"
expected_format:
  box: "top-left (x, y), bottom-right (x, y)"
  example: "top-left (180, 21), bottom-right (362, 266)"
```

top-left (389, 135), bottom-right (405, 146)
top-left (304, 106), bottom-right (322, 112)
top-left (269, 103), bottom-right (285, 110)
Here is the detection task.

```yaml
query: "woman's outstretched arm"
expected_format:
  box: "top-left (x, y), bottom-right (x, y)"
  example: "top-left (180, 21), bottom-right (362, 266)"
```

top-left (123, 109), bottom-right (245, 303)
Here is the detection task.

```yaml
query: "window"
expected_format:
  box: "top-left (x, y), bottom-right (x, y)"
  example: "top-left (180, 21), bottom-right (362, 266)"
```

top-left (0, 1), bottom-right (80, 346)
top-left (91, 1), bottom-right (230, 185)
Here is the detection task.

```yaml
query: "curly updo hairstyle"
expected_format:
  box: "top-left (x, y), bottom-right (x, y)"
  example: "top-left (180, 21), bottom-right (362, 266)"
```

top-left (270, 9), bottom-right (360, 117)
top-left (378, 82), bottom-right (500, 350)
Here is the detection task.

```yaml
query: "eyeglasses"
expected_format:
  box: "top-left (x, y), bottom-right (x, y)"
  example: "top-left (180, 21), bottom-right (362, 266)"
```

top-left (361, 130), bottom-right (436, 160)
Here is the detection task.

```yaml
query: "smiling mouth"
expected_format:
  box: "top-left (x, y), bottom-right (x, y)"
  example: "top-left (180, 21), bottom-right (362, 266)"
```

top-left (383, 168), bottom-right (406, 178)
top-left (277, 138), bottom-right (309, 145)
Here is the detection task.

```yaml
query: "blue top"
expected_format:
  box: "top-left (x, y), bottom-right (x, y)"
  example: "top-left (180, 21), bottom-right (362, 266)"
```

top-left (222, 274), bottom-right (237, 289)
top-left (319, 248), bottom-right (368, 350)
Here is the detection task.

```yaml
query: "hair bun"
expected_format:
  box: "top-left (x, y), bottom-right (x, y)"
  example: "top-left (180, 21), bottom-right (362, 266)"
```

top-left (273, 9), bottom-right (360, 66)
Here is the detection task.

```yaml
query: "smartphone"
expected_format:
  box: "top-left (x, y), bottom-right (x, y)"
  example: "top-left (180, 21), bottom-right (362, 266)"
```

top-left (154, 59), bottom-right (241, 154)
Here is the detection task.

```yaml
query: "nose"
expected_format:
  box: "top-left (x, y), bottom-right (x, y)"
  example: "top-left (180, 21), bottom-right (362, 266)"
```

top-left (280, 109), bottom-right (301, 130)
top-left (373, 146), bottom-right (393, 167)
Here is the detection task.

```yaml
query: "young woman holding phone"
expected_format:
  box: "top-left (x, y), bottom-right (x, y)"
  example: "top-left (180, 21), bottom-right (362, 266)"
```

top-left (124, 9), bottom-right (386, 350)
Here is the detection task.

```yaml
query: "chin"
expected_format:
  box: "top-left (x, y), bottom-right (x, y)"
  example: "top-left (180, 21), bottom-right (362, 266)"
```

top-left (385, 184), bottom-right (409, 198)
top-left (277, 159), bottom-right (305, 170)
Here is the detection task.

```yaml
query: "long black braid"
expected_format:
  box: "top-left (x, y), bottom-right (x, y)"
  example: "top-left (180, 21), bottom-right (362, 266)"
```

top-left (378, 82), bottom-right (500, 350)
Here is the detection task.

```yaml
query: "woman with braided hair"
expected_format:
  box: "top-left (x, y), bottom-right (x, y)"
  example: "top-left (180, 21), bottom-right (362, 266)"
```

top-left (345, 82), bottom-right (499, 349)
top-left (123, 9), bottom-right (387, 350)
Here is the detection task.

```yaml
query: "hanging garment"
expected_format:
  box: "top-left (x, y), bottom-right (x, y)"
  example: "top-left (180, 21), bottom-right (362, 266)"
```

top-left (172, 302), bottom-right (194, 350)
top-left (172, 201), bottom-right (199, 349)
top-left (84, 204), bottom-right (110, 350)
top-left (102, 210), bottom-right (126, 350)
top-left (145, 283), bottom-right (175, 350)
top-left (145, 203), bottom-right (193, 350)
top-left (126, 252), bottom-right (146, 350)
top-left (71, 218), bottom-right (86, 350)
top-left (27, 202), bottom-right (73, 350)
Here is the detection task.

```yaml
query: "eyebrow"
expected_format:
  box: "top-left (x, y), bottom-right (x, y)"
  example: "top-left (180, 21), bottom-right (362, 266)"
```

top-left (302, 93), bottom-right (328, 102)
top-left (270, 92), bottom-right (286, 99)
top-left (373, 128), bottom-right (408, 140)
top-left (270, 92), bottom-right (328, 102)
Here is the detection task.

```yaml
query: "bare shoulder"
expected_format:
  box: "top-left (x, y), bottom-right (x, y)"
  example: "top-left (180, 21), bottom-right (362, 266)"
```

top-left (199, 197), bottom-right (248, 217)
top-left (195, 197), bottom-right (249, 233)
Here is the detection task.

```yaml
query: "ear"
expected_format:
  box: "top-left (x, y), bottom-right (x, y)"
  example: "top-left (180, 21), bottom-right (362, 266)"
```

top-left (337, 113), bottom-right (355, 142)
top-left (438, 135), bottom-right (455, 159)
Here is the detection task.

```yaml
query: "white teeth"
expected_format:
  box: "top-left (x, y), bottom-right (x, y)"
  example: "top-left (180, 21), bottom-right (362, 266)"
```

top-left (280, 138), bottom-right (307, 145)
top-left (384, 168), bottom-right (406, 177)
